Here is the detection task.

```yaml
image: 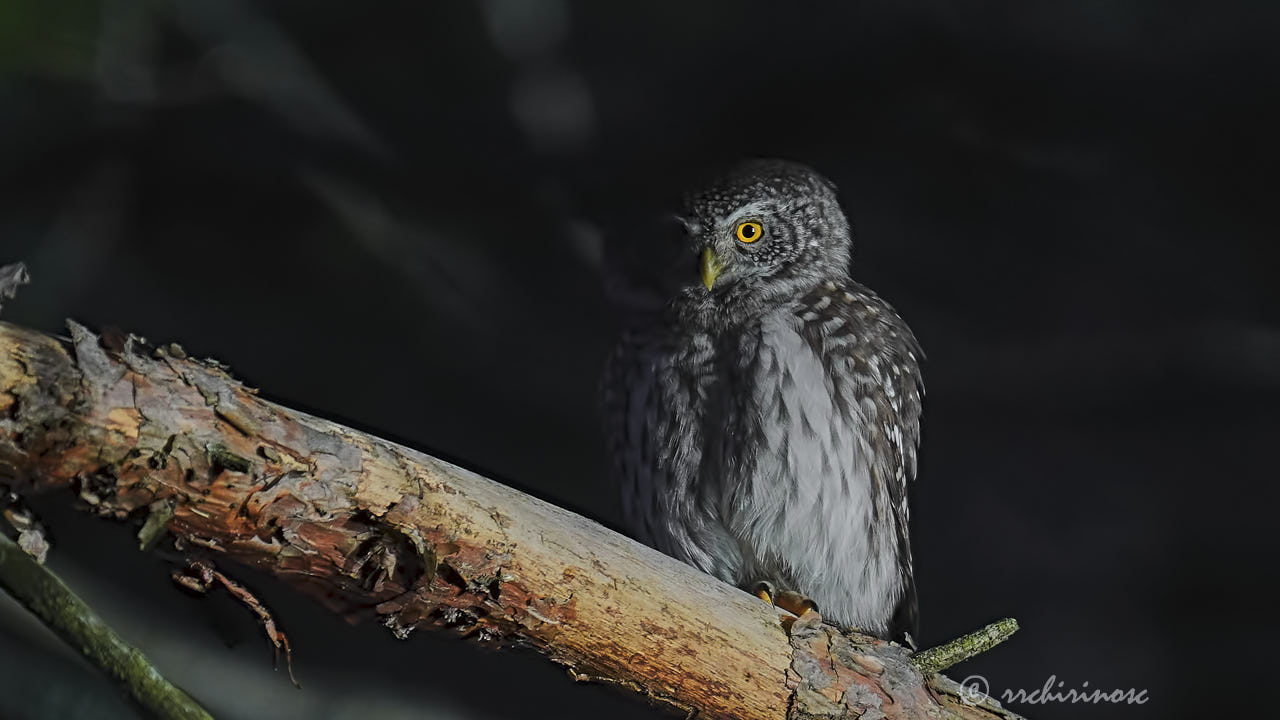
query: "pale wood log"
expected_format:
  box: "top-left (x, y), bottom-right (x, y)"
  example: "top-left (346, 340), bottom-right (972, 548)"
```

top-left (0, 319), bottom-right (1024, 720)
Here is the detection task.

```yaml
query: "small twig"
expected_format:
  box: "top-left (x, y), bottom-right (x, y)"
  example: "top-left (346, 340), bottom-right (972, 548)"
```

top-left (911, 618), bottom-right (1020, 675)
top-left (0, 532), bottom-right (213, 720)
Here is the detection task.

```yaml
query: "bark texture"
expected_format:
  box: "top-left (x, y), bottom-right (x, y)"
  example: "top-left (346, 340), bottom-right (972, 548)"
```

top-left (0, 320), bottom-right (1024, 720)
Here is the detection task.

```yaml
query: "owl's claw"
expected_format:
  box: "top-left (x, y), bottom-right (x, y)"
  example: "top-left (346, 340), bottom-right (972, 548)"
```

top-left (775, 590), bottom-right (818, 623)
top-left (750, 581), bottom-right (818, 631)
top-left (752, 580), bottom-right (776, 606)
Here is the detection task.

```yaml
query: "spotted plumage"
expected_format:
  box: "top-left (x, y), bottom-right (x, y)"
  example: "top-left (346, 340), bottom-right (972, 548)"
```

top-left (603, 159), bottom-right (924, 639)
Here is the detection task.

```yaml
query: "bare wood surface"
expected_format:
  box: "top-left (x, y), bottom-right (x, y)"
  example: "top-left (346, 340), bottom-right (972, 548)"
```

top-left (0, 319), bottom-right (1024, 720)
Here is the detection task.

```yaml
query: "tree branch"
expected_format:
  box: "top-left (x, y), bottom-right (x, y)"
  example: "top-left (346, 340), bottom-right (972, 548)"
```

top-left (0, 319), bottom-right (1024, 720)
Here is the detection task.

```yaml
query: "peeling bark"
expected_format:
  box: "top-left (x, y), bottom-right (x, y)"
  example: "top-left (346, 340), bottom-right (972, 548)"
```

top-left (0, 320), bottom-right (1024, 720)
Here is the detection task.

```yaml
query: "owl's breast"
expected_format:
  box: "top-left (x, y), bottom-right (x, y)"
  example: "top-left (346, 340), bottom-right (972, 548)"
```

top-left (716, 310), bottom-right (869, 544)
top-left (714, 307), bottom-right (904, 629)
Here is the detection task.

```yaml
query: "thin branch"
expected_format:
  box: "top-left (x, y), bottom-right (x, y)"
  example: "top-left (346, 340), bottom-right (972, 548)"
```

top-left (0, 532), bottom-right (214, 720)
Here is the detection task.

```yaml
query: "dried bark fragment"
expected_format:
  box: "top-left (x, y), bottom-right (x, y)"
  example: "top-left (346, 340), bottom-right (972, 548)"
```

top-left (0, 263), bottom-right (30, 315)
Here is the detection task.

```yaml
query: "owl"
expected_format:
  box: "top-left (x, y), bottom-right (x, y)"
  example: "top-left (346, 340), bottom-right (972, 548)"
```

top-left (602, 159), bottom-right (924, 640)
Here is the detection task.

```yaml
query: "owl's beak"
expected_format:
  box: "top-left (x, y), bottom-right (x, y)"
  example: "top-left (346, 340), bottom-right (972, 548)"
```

top-left (700, 247), bottom-right (723, 290)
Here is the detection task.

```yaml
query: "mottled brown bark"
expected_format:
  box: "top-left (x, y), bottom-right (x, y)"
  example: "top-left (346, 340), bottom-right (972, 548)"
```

top-left (0, 319), bottom-right (1024, 720)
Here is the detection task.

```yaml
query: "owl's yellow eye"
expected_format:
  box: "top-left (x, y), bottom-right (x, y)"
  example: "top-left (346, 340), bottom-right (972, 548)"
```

top-left (735, 221), bottom-right (764, 243)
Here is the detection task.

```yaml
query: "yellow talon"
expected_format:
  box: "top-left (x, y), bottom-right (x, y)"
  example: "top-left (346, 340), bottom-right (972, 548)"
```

top-left (775, 590), bottom-right (817, 618)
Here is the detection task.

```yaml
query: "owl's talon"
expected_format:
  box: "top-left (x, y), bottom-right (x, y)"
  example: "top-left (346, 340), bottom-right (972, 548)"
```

top-left (774, 589), bottom-right (817, 618)
top-left (751, 582), bottom-right (819, 630)
top-left (776, 592), bottom-right (820, 633)
top-left (783, 607), bottom-right (823, 633)
top-left (751, 581), bottom-right (776, 606)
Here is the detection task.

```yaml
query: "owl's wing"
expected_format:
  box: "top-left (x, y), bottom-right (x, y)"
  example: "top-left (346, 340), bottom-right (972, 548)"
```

top-left (600, 329), bottom-right (661, 546)
top-left (797, 280), bottom-right (925, 641)
top-left (601, 327), bottom-right (746, 583)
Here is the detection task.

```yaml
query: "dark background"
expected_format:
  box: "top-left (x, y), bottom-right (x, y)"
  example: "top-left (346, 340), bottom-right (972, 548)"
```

top-left (1, 1), bottom-right (1277, 718)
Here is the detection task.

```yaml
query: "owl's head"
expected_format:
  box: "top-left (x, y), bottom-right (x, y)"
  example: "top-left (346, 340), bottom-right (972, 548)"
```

top-left (678, 160), bottom-right (851, 304)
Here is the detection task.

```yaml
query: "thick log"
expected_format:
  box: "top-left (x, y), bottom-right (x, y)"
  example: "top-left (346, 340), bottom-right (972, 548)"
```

top-left (0, 319), bottom-right (1023, 720)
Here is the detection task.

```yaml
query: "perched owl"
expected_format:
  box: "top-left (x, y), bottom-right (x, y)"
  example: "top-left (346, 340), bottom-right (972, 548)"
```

top-left (603, 159), bottom-right (924, 640)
